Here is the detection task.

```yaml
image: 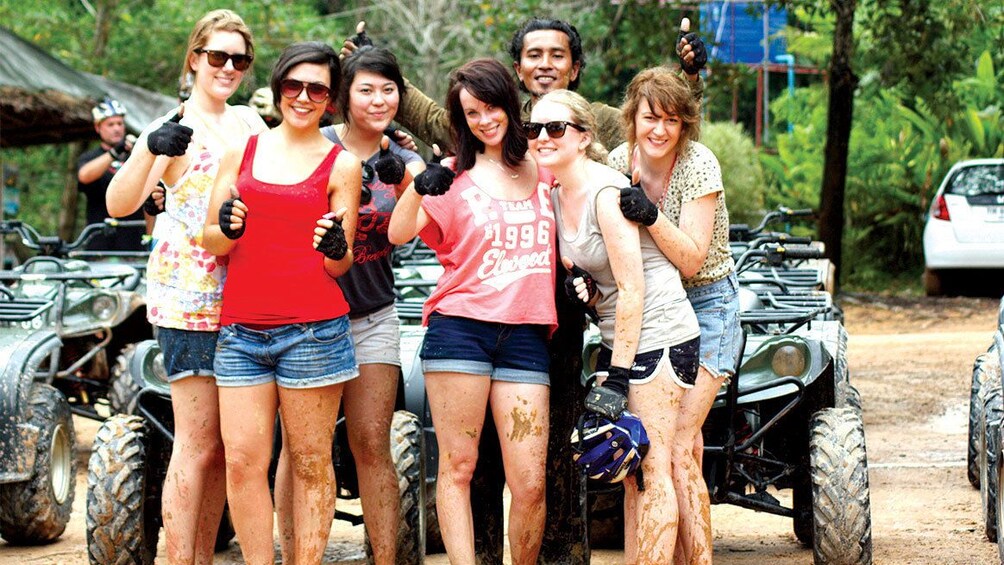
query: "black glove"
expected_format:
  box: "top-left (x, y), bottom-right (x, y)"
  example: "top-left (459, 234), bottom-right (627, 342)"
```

top-left (143, 183), bottom-right (165, 216)
top-left (218, 197), bottom-right (245, 240)
top-left (414, 153), bottom-right (454, 196)
top-left (619, 184), bottom-right (659, 226)
top-left (350, 29), bottom-right (374, 48)
top-left (316, 216), bottom-right (348, 260)
top-left (147, 112), bottom-right (193, 157)
top-left (374, 145), bottom-right (406, 185)
top-left (677, 31), bottom-right (708, 75)
top-left (564, 264), bottom-right (597, 308)
top-left (585, 366), bottom-right (630, 420)
top-left (109, 138), bottom-right (131, 162)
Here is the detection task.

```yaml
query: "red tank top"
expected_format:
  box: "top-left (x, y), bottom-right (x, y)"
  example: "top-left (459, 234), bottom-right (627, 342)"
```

top-left (220, 135), bottom-right (350, 325)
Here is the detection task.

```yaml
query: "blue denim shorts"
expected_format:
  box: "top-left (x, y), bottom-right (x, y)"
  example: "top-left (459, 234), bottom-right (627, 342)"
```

top-left (686, 273), bottom-right (743, 378)
top-left (214, 316), bottom-right (358, 389)
top-left (156, 327), bottom-right (217, 383)
top-left (420, 313), bottom-right (550, 385)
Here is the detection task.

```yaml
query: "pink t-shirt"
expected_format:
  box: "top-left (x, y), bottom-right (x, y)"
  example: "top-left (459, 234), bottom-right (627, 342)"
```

top-left (419, 162), bottom-right (558, 334)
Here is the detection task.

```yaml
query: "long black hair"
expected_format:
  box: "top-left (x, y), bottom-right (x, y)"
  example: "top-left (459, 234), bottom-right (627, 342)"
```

top-left (445, 58), bottom-right (527, 173)
top-left (337, 46), bottom-right (406, 124)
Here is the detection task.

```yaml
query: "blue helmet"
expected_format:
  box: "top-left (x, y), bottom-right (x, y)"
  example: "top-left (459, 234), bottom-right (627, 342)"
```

top-left (570, 410), bottom-right (649, 485)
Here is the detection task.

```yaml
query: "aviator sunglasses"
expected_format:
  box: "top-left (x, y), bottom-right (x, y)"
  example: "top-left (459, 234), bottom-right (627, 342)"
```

top-left (279, 79), bottom-right (332, 103)
top-left (522, 120), bottom-right (587, 139)
top-left (194, 48), bottom-right (253, 71)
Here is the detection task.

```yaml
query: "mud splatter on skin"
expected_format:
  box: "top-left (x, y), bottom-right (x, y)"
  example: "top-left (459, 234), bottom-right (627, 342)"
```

top-left (464, 427), bottom-right (478, 439)
top-left (509, 406), bottom-right (539, 442)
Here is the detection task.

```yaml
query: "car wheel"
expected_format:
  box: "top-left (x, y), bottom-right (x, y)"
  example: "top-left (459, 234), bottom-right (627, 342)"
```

top-left (923, 268), bottom-right (945, 296)
top-left (86, 414), bottom-right (159, 565)
top-left (808, 407), bottom-right (872, 565)
top-left (0, 383), bottom-right (77, 545)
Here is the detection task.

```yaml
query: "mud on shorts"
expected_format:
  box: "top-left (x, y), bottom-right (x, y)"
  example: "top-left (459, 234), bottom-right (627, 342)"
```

top-left (686, 272), bottom-right (743, 380)
top-left (596, 336), bottom-right (701, 389)
top-left (350, 303), bottom-right (402, 367)
top-left (156, 327), bottom-right (218, 383)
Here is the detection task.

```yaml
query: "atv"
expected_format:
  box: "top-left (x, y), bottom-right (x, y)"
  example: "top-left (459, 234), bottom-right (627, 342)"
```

top-left (0, 219), bottom-right (153, 418)
top-left (582, 240), bottom-right (871, 565)
top-left (86, 339), bottom-right (427, 564)
top-left (0, 219), bottom-right (150, 546)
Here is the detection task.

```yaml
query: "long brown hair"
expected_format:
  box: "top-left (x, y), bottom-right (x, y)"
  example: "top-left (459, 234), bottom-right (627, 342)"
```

top-left (445, 58), bottom-right (527, 173)
top-left (621, 67), bottom-right (701, 158)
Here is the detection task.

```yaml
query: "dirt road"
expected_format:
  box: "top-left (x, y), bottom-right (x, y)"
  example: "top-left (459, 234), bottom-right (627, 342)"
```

top-left (1, 294), bottom-right (1000, 564)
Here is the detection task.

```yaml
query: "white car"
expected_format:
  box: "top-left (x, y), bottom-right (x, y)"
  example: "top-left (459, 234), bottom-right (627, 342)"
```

top-left (923, 159), bottom-right (1004, 295)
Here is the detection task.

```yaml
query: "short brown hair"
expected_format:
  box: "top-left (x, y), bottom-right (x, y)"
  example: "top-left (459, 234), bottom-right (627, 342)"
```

top-left (179, 10), bottom-right (254, 91)
top-left (622, 67), bottom-right (700, 157)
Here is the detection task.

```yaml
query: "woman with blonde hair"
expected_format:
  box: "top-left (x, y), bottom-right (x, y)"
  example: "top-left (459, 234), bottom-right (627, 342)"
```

top-left (106, 9), bottom-right (266, 562)
top-left (611, 66), bottom-right (740, 564)
top-left (530, 88), bottom-right (700, 564)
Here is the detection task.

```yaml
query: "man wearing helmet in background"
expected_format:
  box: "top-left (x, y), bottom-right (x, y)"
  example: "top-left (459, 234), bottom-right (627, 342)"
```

top-left (77, 97), bottom-right (146, 250)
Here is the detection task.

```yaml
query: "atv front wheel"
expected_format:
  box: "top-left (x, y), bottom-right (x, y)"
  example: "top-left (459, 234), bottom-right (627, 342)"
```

top-left (981, 380), bottom-right (1003, 542)
top-left (365, 410), bottom-right (425, 564)
top-left (808, 407), bottom-right (872, 565)
top-left (0, 383), bottom-right (77, 544)
top-left (109, 343), bottom-right (143, 414)
top-left (86, 414), bottom-right (159, 565)
top-left (970, 354), bottom-right (993, 488)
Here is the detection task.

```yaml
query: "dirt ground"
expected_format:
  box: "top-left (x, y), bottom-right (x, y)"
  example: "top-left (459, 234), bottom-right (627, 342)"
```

top-left (1, 293), bottom-right (1001, 564)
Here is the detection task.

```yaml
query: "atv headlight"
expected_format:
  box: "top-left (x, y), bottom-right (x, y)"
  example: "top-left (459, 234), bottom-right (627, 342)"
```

top-left (152, 352), bottom-right (169, 384)
top-left (92, 295), bottom-right (118, 320)
top-left (771, 344), bottom-right (806, 377)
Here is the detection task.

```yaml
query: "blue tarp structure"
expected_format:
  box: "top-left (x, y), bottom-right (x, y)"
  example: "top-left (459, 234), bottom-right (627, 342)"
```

top-left (700, 2), bottom-right (788, 65)
top-left (0, 26), bottom-right (175, 147)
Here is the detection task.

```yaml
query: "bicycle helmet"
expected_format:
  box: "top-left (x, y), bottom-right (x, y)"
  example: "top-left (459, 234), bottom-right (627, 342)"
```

top-left (91, 97), bottom-right (127, 122)
top-left (570, 410), bottom-right (649, 486)
top-left (249, 87), bottom-right (280, 123)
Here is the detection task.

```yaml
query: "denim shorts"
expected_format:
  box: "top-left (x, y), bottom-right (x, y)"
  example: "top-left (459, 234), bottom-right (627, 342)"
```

top-left (214, 316), bottom-right (358, 389)
top-left (686, 273), bottom-right (743, 379)
top-left (420, 313), bottom-right (550, 385)
top-left (350, 304), bottom-right (401, 367)
top-left (596, 336), bottom-right (700, 389)
top-left (156, 327), bottom-right (218, 383)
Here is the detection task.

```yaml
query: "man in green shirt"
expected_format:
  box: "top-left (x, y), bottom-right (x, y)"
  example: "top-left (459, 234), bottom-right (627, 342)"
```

top-left (345, 17), bottom-right (705, 154)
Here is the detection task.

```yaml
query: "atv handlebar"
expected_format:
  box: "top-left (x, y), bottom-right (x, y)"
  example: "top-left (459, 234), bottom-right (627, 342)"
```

top-left (729, 207), bottom-right (817, 242)
top-left (735, 244), bottom-right (825, 272)
top-left (1, 219), bottom-right (147, 258)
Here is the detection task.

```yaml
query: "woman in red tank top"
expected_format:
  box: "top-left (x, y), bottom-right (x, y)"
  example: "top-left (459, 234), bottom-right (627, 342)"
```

top-left (203, 42), bottom-right (362, 565)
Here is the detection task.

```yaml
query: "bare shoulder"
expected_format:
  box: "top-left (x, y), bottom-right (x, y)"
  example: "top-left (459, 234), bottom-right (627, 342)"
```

top-left (588, 161), bottom-right (630, 190)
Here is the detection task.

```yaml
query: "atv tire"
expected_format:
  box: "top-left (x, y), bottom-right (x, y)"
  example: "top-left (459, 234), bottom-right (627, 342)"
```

top-left (0, 384), bottom-right (77, 544)
top-left (425, 477), bottom-right (445, 554)
top-left (109, 343), bottom-right (143, 414)
top-left (970, 354), bottom-right (993, 488)
top-left (982, 381), bottom-right (1004, 542)
top-left (808, 407), bottom-right (872, 565)
top-left (996, 443), bottom-right (1004, 563)
top-left (364, 410), bottom-right (425, 564)
top-left (588, 486), bottom-right (626, 549)
top-left (86, 414), bottom-right (159, 565)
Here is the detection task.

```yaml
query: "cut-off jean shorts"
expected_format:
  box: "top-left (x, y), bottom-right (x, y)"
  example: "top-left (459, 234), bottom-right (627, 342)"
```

top-left (350, 304), bottom-right (402, 367)
top-left (214, 316), bottom-right (358, 389)
top-left (686, 272), bottom-right (743, 379)
top-left (420, 313), bottom-right (550, 386)
top-left (157, 327), bottom-right (217, 383)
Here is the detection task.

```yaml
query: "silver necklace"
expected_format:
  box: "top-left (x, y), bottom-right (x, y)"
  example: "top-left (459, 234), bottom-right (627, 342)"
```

top-left (486, 156), bottom-right (519, 179)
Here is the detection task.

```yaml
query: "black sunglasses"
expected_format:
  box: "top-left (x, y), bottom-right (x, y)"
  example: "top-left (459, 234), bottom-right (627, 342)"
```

top-left (359, 162), bottom-right (375, 205)
top-left (522, 120), bottom-right (587, 139)
top-left (279, 79), bottom-right (331, 103)
top-left (194, 48), bottom-right (253, 71)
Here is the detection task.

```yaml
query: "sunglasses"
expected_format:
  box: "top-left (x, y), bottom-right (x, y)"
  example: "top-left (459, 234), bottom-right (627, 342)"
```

top-left (194, 48), bottom-right (253, 71)
top-left (522, 120), bottom-right (587, 139)
top-left (279, 79), bottom-right (332, 103)
top-left (360, 162), bottom-right (375, 205)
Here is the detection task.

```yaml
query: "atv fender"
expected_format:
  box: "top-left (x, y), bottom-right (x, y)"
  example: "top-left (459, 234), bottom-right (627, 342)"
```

top-left (127, 339), bottom-right (169, 395)
top-left (0, 330), bottom-right (61, 482)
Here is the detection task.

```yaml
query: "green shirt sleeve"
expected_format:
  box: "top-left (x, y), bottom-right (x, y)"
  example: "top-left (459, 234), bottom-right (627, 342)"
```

top-left (396, 78), bottom-right (454, 153)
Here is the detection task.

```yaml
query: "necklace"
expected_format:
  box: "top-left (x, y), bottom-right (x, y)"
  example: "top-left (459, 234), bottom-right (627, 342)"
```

top-left (486, 156), bottom-right (520, 179)
top-left (655, 152), bottom-right (679, 211)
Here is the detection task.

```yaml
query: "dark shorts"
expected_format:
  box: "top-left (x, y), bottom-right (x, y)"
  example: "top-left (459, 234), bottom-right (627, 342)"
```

top-left (596, 336), bottom-right (701, 389)
top-left (156, 327), bottom-right (218, 383)
top-left (419, 313), bottom-right (550, 385)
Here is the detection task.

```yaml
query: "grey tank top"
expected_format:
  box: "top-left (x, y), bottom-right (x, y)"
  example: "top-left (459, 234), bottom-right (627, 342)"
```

top-left (552, 182), bottom-right (699, 352)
